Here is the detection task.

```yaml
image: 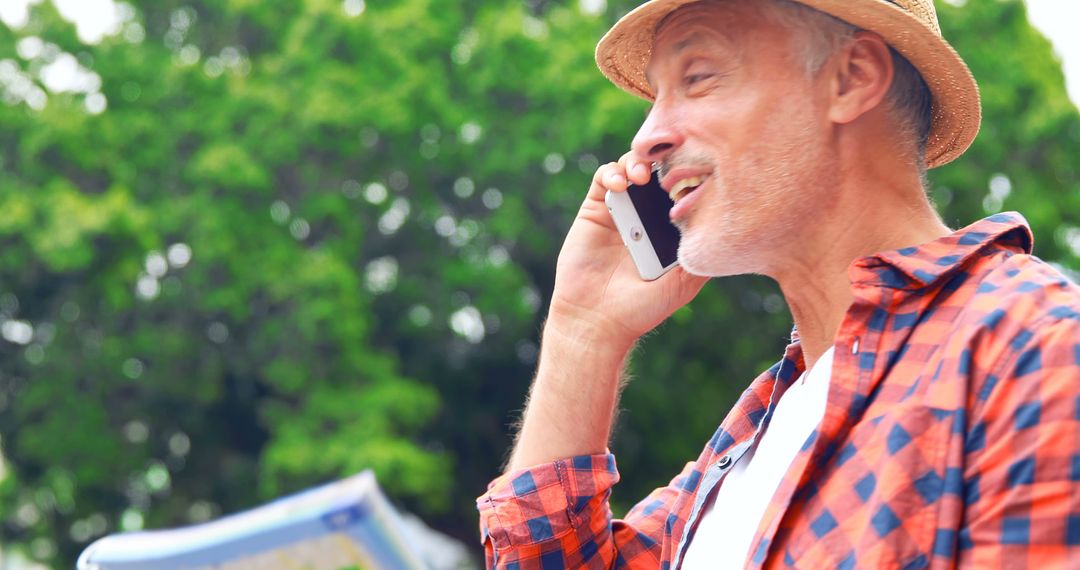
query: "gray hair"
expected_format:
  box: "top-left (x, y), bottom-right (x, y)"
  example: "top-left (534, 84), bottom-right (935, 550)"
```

top-left (754, 0), bottom-right (934, 167)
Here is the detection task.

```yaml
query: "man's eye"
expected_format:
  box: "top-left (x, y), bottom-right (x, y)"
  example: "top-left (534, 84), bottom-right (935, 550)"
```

top-left (686, 74), bottom-right (713, 84)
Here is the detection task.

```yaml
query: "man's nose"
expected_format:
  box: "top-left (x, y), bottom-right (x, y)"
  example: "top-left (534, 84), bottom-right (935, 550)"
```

top-left (631, 101), bottom-right (684, 164)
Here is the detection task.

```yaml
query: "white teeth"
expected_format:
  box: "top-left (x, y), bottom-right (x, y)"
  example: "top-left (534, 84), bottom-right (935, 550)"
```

top-left (670, 175), bottom-right (706, 204)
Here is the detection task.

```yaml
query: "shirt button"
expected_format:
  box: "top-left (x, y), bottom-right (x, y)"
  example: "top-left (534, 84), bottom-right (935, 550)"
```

top-left (717, 455), bottom-right (732, 469)
top-left (851, 338), bottom-right (860, 354)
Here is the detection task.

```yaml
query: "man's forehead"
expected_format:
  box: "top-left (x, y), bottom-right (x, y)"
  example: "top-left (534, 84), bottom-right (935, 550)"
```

top-left (644, 5), bottom-right (743, 88)
top-left (644, 33), bottom-right (707, 90)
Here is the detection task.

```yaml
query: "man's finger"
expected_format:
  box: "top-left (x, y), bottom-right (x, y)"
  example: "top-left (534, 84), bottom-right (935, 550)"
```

top-left (587, 162), bottom-right (625, 201)
top-left (593, 162), bottom-right (627, 193)
top-left (619, 152), bottom-right (652, 186)
top-left (630, 161), bottom-right (651, 184)
top-left (604, 170), bottom-right (627, 191)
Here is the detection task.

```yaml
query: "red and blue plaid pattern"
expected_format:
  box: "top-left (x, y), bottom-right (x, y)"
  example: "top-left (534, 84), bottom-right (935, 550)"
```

top-left (477, 213), bottom-right (1080, 568)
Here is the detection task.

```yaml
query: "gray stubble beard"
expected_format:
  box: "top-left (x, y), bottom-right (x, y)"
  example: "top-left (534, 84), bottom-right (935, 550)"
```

top-left (674, 101), bottom-right (838, 279)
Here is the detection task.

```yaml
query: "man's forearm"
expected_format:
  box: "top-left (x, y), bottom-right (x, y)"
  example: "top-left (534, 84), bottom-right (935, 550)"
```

top-left (506, 316), bottom-right (634, 472)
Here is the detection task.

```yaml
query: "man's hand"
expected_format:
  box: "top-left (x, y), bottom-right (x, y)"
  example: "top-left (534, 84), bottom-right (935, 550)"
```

top-left (506, 154), bottom-right (707, 471)
top-left (550, 153), bottom-right (708, 349)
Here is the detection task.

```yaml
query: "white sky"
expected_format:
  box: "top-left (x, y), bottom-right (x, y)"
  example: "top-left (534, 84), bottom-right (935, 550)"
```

top-left (0, 0), bottom-right (1076, 106)
top-left (0, 0), bottom-right (123, 43)
top-left (1024, 0), bottom-right (1080, 108)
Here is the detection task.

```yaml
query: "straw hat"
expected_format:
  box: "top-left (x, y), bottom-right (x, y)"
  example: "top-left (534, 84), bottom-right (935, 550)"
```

top-left (595, 0), bottom-right (980, 168)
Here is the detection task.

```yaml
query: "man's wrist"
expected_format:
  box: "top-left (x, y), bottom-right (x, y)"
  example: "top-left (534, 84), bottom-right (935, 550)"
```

top-left (544, 301), bottom-right (639, 356)
top-left (503, 303), bottom-right (637, 472)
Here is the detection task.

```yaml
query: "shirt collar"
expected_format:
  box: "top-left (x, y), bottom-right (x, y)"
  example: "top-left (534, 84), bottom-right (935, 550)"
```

top-left (848, 212), bottom-right (1033, 290)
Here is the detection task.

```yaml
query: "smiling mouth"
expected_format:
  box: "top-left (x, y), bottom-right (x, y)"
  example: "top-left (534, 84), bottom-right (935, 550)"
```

top-left (670, 175), bottom-right (708, 204)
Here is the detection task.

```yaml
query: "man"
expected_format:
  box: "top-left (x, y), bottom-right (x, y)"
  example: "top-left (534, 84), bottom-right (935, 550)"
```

top-left (477, 0), bottom-right (1079, 567)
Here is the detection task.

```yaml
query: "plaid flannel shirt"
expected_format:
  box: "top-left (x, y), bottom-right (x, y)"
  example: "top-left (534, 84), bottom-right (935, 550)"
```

top-left (477, 213), bottom-right (1080, 569)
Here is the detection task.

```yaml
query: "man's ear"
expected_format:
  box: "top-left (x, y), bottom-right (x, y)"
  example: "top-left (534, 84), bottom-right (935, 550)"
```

top-left (828, 31), bottom-right (894, 126)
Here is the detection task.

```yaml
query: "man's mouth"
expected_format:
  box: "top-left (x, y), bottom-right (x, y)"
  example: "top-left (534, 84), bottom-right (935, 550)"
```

top-left (670, 175), bottom-right (708, 204)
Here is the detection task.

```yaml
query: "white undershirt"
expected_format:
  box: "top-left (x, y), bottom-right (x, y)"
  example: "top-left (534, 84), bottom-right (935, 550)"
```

top-left (680, 346), bottom-right (835, 569)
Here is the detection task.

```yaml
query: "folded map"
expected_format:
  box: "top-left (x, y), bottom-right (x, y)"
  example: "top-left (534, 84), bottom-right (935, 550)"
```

top-left (76, 470), bottom-right (426, 570)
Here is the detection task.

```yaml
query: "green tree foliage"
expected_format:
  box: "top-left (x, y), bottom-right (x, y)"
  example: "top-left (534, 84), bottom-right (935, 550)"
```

top-left (0, 0), bottom-right (1075, 567)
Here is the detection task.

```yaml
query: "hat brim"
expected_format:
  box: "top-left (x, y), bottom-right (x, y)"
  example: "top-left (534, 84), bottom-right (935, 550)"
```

top-left (595, 0), bottom-right (981, 169)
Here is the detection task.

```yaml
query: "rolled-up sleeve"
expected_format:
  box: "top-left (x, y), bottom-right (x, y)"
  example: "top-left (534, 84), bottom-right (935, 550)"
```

top-left (478, 453), bottom-right (696, 568)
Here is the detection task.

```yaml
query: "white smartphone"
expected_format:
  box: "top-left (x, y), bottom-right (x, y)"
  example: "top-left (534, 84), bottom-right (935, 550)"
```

top-left (605, 170), bottom-right (680, 280)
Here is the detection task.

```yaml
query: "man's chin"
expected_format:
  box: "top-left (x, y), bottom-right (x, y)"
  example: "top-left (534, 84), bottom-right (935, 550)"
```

top-left (677, 251), bottom-right (738, 278)
top-left (676, 236), bottom-right (756, 278)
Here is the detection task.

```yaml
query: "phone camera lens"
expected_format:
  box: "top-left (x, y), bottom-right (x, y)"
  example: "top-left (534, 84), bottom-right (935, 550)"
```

top-left (630, 227), bottom-right (644, 241)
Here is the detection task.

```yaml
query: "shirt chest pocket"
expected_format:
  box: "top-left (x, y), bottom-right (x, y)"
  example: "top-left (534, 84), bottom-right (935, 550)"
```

top-left (777, 404), bottom-right (959, 569)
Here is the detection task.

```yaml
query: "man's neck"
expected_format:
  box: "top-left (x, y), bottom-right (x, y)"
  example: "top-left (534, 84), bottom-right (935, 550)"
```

top-left (769, 175), bottom-right (951, 370)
